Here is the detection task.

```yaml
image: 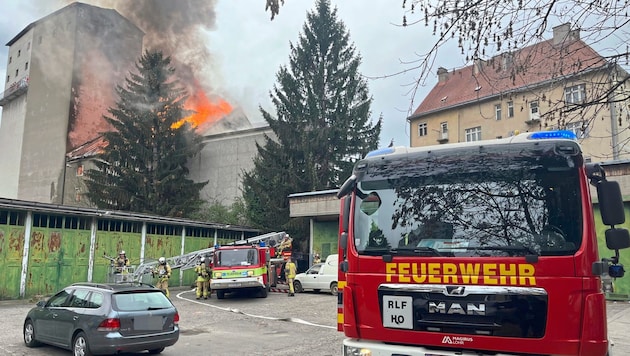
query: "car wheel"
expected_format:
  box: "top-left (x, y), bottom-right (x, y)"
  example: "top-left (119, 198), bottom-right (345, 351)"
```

top-left (23, 320), bottom-right (40, 347)
top-left (73, 331), bottom-right (93, 356)
top-left (148, 347), bottom-right (165, 354)
top-left (330, 282), bottom-right (338, 296)
top-left (216, 290), bottom-right (226, 299)
top-left (293, 280), bottom-right (303, 293)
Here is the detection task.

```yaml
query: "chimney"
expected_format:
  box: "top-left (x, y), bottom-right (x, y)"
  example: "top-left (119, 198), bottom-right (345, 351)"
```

top-left (553, 23), bottom-right (580, 45)
top-left (437, 67), bottom-right (449, 83)
top-left (473, 58), bottom-right (484, 75)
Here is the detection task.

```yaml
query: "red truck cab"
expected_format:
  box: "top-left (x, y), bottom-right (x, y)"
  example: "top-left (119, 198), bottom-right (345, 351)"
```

top-left (336, 131), bottom-right (629, 356)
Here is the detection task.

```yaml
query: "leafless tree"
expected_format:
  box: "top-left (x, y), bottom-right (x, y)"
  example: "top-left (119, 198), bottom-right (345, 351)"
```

top-left (265, 0), bottom-right (630, 159)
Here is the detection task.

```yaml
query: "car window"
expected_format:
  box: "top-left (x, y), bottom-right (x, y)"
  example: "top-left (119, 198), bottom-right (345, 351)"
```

top-left (113, 291), bottom-right (173, 311)
top-left (46, 289), bottom-right (72, 308)
top-left (88, 292), bottom-right (104, 309)
top-left (69, 289), bottom-right (90, 308)
top-left (308, 265), bottom-right (322, 274)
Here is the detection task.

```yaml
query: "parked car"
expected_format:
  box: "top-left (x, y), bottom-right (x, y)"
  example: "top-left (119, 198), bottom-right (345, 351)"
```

top-left (23, 282), bottom-right (179, 355)
top-left (293, 254), bottom-right (338, 296)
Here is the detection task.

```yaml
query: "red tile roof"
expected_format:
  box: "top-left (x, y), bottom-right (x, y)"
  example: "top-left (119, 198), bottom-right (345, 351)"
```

top-left (410, 38), bottom-right (607, 118)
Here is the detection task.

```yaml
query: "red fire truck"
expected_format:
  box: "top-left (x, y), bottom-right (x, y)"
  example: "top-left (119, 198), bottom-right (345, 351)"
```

top-left (210, 235), bottom-right (292, 299)
top-left (211, 242), bottom-right (275, 299)
top-left (336, 130), bottom-right (629, 356)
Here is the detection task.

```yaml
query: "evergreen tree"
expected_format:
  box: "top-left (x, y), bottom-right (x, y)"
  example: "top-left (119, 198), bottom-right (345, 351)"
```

top-left (243, 0), bottom-right (381, 231)
top-left (85, 50), bottom-right (207, 217)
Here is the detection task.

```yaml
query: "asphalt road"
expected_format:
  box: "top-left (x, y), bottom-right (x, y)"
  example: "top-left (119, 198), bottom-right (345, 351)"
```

top-left (0, 287), bottom-right (343, 356)
top-left (2, 287), bottom-right (630, 355)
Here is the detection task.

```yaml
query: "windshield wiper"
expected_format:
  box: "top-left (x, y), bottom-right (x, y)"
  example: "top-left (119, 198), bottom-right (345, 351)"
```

top-left (464, 245), bottom-right (538, 256)
top-left (390, 247), bottom-right (443, 257)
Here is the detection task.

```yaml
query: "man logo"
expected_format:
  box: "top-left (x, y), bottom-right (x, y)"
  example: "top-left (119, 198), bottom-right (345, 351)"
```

top-left (442, 336), bottom-right (453, 344)
top-left (446, 285), bottom-right (465, 295)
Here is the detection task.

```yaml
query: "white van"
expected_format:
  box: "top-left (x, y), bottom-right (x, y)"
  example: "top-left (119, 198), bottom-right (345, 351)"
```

top-left (293, 254), bottom-right (338, 295)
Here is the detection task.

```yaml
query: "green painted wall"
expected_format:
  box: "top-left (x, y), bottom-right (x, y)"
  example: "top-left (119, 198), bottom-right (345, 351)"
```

top-left (0, 225), bottom-right (25, 299)
top-left (312, 221), bottom-right (338, 261)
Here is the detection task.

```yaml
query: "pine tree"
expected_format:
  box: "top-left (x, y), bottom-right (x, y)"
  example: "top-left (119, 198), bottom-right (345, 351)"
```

top-left (243, 0), bottom-right (381, 231)
top-left (85, 50), bottom-right (207, 217)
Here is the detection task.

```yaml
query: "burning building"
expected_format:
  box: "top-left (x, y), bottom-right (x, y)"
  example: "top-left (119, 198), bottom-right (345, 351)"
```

top-left (0, 2), bottom-right (143, 204)
top-left (0, 1), bottom-right (269, 209)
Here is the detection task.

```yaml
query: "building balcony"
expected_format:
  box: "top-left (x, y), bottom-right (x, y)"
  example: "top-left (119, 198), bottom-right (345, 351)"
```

top-left (525, 115), bottom-right (541, 125)
top-left (0, 77), bottom-right (29, 106)
top-left (437, 131), bottom-right (449, 143)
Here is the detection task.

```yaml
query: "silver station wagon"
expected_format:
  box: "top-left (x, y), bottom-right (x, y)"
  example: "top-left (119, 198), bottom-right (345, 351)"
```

top-left (23, 282), bottom-right (179, 355)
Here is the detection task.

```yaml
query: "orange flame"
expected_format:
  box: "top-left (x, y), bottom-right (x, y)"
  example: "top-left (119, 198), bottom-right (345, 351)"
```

top-left (172, 82), bottom-right (233, 130)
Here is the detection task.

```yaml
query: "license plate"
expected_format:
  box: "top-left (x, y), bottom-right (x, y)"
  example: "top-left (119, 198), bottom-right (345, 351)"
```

top-left (228, 283), bottom-right (241, 287)
top-left (133, 316), bottom-right (163, 330)
top-left (382, 295), bottom-right (413, 329)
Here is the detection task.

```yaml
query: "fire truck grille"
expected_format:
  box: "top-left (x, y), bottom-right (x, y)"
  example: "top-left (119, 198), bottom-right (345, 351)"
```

top-left (378, 285), bottom-right (548, 338)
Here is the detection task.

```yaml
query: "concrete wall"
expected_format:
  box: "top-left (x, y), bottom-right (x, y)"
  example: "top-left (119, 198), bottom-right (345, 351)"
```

top-left (187, 126), bottom-right (275, 207)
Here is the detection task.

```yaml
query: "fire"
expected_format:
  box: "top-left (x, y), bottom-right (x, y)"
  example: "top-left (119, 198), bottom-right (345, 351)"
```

top-left (172, 82), bottom-right (233, 130)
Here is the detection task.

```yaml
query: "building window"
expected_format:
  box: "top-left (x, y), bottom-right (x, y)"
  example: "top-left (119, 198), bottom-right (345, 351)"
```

top-left (465, 126), bottom-right (482, 142)
top-left (565, 121), bottom-right (588, 138)
top-left (27, 42), bottom-right (30, 50)
top-left (76, 164), bottom-right (84, 176)
top-left (15, 69), bottom-right (18, 77)
top-left (8, 56), bottom-right (11, 64)
top-left (495, 104), bottom-right (502, 120)
top-left (418, 122), bottom-right (428, 137)
top-left (507, 101), bottom-right (514, 118)
top-left (529, 100), bottom-right (540, 121)
top-left (24, 62), bottom-right (28, 70)
top-left (17, 49), bottom-right (21, 57)
top-left (6, 76), bottom-right (9, 83)
top-left (565, 84), bottom-right (586, 104)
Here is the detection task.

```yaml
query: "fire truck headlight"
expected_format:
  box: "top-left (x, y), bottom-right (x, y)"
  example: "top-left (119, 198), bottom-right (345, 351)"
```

top-left (213, 273), bottom-right (221, 279)
top-left (343, 346), bottom-right (371, 356)
top-left (247, 270), bottom-right (254, 277)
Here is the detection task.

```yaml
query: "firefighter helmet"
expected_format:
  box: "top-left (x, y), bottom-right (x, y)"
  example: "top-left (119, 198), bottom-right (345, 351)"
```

top-left (119, 250), bottom-right (125, 255)
top-left (200, 256), bottom-right (205, 262)
top-left (158, 257), bottom-right (166, 264)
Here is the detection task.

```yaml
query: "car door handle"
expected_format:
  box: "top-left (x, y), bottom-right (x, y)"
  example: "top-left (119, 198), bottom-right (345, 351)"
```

top-left (52, 313), bottom-right (58, 318)
top-left (73, 316), bottom-right (79, 321)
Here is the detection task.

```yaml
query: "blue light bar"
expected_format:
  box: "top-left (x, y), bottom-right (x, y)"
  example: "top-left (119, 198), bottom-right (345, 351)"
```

top-left (365, 147), bottom-right (395, 158)
top-left (529, 130), bottom-right (577, 140)
top-left (259, 241), bottom-right (266, 247)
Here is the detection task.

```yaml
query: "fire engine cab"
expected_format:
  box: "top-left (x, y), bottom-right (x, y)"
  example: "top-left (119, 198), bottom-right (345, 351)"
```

top-left (336, 131), bottom-right (629, 356)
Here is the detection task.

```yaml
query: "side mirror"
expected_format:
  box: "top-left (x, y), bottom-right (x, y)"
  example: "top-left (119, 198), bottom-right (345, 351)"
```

top-left (606, 228), bottom-right (630, 250)
top-left (597, 180), bottom-right (626, 226)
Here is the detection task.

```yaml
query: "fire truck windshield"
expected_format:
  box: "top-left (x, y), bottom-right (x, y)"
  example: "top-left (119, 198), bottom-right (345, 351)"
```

top-left (353, 142), bottom-right (583, 257)
top-left (215, 248), bottom-right (259, 267)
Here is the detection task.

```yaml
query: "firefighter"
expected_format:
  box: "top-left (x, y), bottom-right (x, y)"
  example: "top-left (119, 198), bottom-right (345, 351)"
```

top-left (194, 256), bottom-right (211, 299)
top-left (114, 250), bottom-right (131, 282)
top-left (115, 250), bottom-right (130, 273)
top-left (285, 257), bottom-right (297, 297)
top-left (153, 257), bottom-right (172, 298)
top-left (313, 252), bottom-right (321, 264)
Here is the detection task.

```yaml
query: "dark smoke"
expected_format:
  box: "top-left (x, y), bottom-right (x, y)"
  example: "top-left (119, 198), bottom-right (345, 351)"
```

top-left (64, 0), bottom-right (219, 91)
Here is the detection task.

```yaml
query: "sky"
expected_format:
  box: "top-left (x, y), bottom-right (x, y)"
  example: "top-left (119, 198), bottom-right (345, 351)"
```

top-left (0, 0), bottom-right (460, 148)
top-left (1, 1), bottom-right (626, 148)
